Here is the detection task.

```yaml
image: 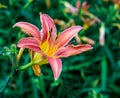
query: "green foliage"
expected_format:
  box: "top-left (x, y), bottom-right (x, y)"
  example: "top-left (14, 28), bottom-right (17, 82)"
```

top-left (0, 0), bottom-right (120, 98)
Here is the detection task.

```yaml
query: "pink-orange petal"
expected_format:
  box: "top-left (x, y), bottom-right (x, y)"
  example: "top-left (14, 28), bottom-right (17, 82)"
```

top-left (40, 13), bottom-right (56, 41)
top-left (13, 22), bottom-right (41, 39)
top-left (55, 26), bottom-right (82, 48)
top-left (55, 44), bottom-right (92, 57)
top-left (18, 37), bottom-right (41, 52)
top-left (43, 14), bottom-right (57, 40)
top-left (40, 13), bottom-right (49, 41)
top-left (47, 57), bottom-right (62, 80)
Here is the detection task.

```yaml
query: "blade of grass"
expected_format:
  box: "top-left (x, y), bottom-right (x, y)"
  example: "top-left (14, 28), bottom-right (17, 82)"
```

top-left (101, 56), bottom-right (107, 91)
top-left (103, 45), bottom-right (116, 69)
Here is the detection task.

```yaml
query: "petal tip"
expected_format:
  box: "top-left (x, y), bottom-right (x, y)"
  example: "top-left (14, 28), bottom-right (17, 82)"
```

top-left (54, 78), bottom-right (58, 81)
top-left (39, 12), bottom-right (43, 17)
top-left (47, 58), bottom-right (62, 80)
top-left (83, 44), bottom-right (93, 50)
top-left (76, 26), bottom-right (83, 31)
top-left (13, 22), bottom-right (24, 28)
top-left (13, 22), bottom-right (18, 28)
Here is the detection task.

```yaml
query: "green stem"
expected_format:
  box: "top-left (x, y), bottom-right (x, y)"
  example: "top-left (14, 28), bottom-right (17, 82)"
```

top-left (0, 61), bottom-right (33, 97)
top-left (0, 70), bottom-right (16, 97)
top-left (17, 61), bottom-right (33, 71)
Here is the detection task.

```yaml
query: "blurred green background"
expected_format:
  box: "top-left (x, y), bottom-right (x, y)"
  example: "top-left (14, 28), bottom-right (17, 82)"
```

top-left (0, 0), bottom-right (120, 98)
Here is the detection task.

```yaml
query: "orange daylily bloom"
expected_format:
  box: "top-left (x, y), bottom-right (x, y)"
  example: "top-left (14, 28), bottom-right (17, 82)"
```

top-left (14, 13), bottom-right (92, 80)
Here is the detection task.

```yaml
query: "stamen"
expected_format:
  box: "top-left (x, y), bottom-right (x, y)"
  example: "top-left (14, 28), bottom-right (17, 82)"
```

top-left (39, 40), bottom-right (58, 57)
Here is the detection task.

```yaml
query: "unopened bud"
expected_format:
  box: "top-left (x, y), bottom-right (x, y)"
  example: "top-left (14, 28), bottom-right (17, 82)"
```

top-left (82, 36), bottom-right (95, 45)
top-left (32, 65), bottom-right (41, 76)
top-left (99, 23), bottom-right (105, 46)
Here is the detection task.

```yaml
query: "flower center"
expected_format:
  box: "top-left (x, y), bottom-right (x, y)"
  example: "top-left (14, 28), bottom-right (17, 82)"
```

top-left (39, 41), bottom-right (58, 57)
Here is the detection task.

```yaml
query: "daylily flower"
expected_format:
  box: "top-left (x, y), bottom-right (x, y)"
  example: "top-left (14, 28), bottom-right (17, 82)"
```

top-left (75, 1), bottom-right (90, 14)
top-left (81, 17), bottom-right (98, 30)
top-left (112, 0), bottom-right (120, 10)
top-left (0, 3), bottom-right (7, 9)
top-left (81, 36), bottom-right (95, 45)
top-left (13, 13), bottom-right (92, 80)
top-left (54, 19), bottom-right (67, 30)
top-left (62, 1), bottom-right (90, 16)
top-left (62, 1), bottom-right (78, 15)
top-left (54, 19), bottom-right (75, 30)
